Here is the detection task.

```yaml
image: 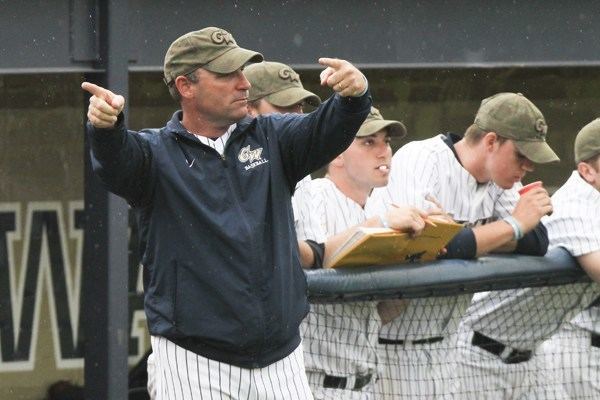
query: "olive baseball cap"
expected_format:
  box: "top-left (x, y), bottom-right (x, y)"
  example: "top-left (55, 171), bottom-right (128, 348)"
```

top-left (356, 107), bottom-right (407, 138)
top-left (575, 118), bottom-right (600, 163)
top-left (474, 92), bottom-right (559, 164)
top-left (244, 62), bottom-right (321, 107)
top-left (163, 27), bottom-right (263, 86)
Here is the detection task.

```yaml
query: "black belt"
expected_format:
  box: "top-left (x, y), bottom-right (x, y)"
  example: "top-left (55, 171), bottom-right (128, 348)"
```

top-left (591, 332), bottom-right (600, 348)
top-left (471, 331), bottom-right (532, 364)
top-left (378, 336), bottom-right (444, 345)
top-left (323, 373), bottom-right (372, 391)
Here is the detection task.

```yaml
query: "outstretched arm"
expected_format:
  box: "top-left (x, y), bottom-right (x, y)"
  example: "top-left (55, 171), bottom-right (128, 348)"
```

top-left (81, 82), bottom-right (150, 205)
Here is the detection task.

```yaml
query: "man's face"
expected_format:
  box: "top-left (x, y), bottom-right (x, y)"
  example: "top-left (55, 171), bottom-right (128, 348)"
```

top-left (189, 67), bottom-right (251, 125)
top-left (248, 99), bottom-right (303, 116)
top-left (340, 130), bottom-right (393, 190)
top-left (488, 138), bottom-right (535, 189)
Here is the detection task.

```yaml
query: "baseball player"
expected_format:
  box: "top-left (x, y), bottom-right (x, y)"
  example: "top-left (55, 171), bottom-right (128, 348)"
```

top-left (366, 92), bottom-right (557, 399)
top-left (294, 107), bottom-right (428, 399)
top-left (83, 26), bottom-right (371, 400)
top-left (144, 60), bottom-right (323, 400)
top-left (448, 119), bottom-right (600, 399)
top-left (535, 119), bottom-right (600, 399)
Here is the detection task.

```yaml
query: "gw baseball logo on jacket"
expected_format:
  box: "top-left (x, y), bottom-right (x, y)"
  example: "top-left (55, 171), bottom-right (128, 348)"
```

top-left (238, 144), bottom-right (269, 171)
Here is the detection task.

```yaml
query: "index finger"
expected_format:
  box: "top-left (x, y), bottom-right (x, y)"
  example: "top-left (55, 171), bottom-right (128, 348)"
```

top-left (318, 57), bottom-right (343, 69)
top-left (81, 82), bottom-right (114, 101)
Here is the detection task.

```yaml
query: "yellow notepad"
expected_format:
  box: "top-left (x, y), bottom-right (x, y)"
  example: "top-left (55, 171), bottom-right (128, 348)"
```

top-left (324, 218), bottom-right (463, 269)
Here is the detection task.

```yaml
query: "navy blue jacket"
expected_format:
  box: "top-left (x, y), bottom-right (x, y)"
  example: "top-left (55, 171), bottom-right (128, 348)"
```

top-left (88, 92), bottom-right (371, 368)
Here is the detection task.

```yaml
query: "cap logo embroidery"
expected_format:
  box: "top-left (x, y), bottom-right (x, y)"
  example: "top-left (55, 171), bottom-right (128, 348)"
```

top-left (278, 68), bottom-right (299, 83)
top-left (535, 118), bottom-right (548, 138)
top-left (211, 30), bottom-right (236, 45)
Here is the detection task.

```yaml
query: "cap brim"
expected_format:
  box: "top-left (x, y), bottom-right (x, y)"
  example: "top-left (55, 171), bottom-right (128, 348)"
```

top-left (204, 47), bottom-right (263, 74)
top-left (356, 120), bottom-right (407, 138)
top-left (265, 86), bottom-right (321, 107)
top-left (514, 140), bottom-right (560, 164)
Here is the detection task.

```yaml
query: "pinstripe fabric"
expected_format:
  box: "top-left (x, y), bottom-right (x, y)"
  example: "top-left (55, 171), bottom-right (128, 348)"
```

top-left (366, 135), bottom-right (519, 340)
top-left (365, 134), bottom-right (522, 399)
top-left (294, 178), bottom-right (380, 399)
top-left (545, 171), bottom-right (600, 258)
top-left (151, 336), bottom-right (313, 400)
top-left (191, 126), bottom-right (234, 156)
top-left (292, 175), bottom-right (313, 231)
top-left (462, 171), bottom-right (600, 349)
top-left (449, 171), bottom-right (600, 399)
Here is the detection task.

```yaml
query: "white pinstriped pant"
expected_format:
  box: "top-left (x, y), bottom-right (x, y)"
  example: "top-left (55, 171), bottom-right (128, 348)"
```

top-left (150, 336), bottom-right (314, 400)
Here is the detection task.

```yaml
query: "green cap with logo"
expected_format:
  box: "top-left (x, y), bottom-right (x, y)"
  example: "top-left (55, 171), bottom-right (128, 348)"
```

top-left (356, 107), bottom-right (407, 138)
top-left (244, 62), bottom-right (321, 107)
top-left (163, 27), bottom-right (263, 86)
top-left (575, 118), bottom-right (600, 163)
top-left (474, 92), bottom-right (559, 164)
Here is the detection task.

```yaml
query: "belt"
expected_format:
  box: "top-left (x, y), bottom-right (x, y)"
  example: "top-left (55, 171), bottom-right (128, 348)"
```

top-left (323, 373), bottom-right (372, 391)
top-left (591, 332), bottom-right (600, 348)
top-left (471, 331), bottom-right (532, 364)
top-left (378, 336), bottom-right (444, 345)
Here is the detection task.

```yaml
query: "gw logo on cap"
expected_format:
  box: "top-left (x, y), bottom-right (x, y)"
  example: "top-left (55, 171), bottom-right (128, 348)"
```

top-left (211, 30), bottom-right (236, 45)
top-left (535, 118), bottom-right (548, 138)
top-left (278, 68), bottom-right (300, 83)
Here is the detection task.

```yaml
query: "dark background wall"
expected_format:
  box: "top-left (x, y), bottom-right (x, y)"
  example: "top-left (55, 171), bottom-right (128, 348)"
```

top-left (2, 0), bottom-right (600, 73)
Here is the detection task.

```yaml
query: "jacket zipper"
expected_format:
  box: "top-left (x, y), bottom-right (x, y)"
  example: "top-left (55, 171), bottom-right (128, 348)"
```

top-left (221, 134), bottom-right (266, 359)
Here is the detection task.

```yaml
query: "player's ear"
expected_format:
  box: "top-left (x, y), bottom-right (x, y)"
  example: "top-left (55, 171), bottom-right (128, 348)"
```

top-left (577, 161), bottom-right (596, 185)
top-left (174, 75), bottom-right (195, 99)
top-left (483, 131), bottom-right (498, 151)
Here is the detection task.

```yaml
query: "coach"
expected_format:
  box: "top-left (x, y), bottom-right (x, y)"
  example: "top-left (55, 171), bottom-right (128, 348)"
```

top-left (81, 26), bottom-right (370, 399)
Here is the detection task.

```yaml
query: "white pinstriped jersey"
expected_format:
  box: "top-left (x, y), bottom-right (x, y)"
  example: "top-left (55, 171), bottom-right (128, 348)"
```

top-left (292, 175), bottom-right (312, 230)
top-left (461, 171), bottom-right (600, 350)
top-left (548, 171), bottom-right (600, 333)
top-left (294, 178), bottom-right (381, 377)
top-left (366, 134), bottom-right (520, 339)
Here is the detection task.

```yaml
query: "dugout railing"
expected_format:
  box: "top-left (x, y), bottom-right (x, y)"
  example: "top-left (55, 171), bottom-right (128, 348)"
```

top-left (305, 247), bottom-right (590, 302)
top-left (302, 247), bottom-right (598, 399)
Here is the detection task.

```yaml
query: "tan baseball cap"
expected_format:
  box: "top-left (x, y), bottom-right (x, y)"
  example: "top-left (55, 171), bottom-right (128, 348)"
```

top-left (474, 92), bottom-right (559, 164)
top-left (356, 107), bottom-right (407, 138)
top-left (244, 62), bottom-right (321, 107)
top-left (163, 27), bottom-right (263, 86)
top-left (575, 118), bottom-right (600, 163)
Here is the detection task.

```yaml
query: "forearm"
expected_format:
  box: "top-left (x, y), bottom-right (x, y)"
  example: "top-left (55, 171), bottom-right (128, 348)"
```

top-left (472, 220), bottom-right (548, 256)
top-left (298, 240), bottom-right (314, 269)
top-left (323, 216), bottom-right (383, 263)
top-left (472, 220), bottom-right (516, 256)
top-left (279, 90), bottom-right (372, 182)
top-left (578, 252), bottom-right (600, 283)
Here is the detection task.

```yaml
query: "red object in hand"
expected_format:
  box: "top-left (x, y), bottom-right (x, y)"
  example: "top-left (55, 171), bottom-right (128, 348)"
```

top-left (518, 181), bottom-right (542, 195)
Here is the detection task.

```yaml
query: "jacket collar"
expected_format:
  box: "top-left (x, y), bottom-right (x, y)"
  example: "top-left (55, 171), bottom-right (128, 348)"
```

top-left (166, 110), bottom-right (255, 143)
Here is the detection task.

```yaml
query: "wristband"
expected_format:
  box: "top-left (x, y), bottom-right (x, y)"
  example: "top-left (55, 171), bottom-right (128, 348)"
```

top-left (305, 240), bottom-right (325, 269)
top-left (503, 216), bottom-right (524, 241)
top-left (379, 214), bottom-right (390, 229)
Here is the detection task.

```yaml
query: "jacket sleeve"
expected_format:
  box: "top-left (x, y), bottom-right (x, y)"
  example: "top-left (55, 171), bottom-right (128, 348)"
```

top-left (268, 91), bottom-right (372, 189)
top-left (87, 113), bottom-right (152, 206)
